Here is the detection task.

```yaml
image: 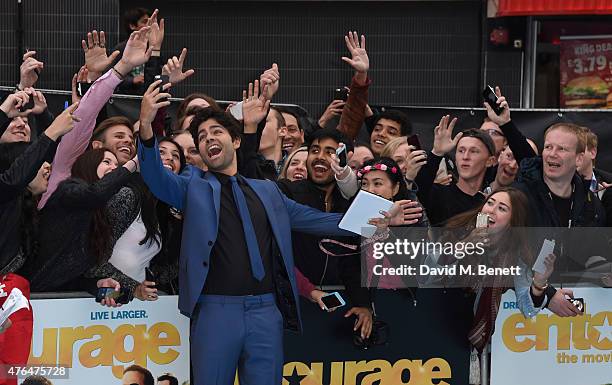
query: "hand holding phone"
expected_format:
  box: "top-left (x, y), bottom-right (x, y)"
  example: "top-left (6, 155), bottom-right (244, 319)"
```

top-left (320, 291), bottom-right (346, 311)
top-left (145, 267), bottom-right (157, 289)
top-left (565, 296), bottom-right (585, 313)
top-left (476, 213), bottom-right (489, 228)
top-left (154, 75), bottom-right (170, 102)
top-left (336, 143), bottom-right (347, 168)
top-left (407, 134), bottom-right (422, 151)
top-left (95, 287), bottom-right (130, 305)
top-left (483, 85), bottom-right (503, 115)
top-left (19, 94), bottom-right (35, 113)
top-left (334, 88), bottom-right (349, 102)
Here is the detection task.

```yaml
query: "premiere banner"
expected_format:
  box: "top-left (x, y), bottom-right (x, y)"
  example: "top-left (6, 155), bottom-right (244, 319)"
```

top-left (491, 287), bottom-right (612, 385)
top-left (21, 296), bottom-right (190, 384)
top-left (560, 35), bottom-right (612, 108)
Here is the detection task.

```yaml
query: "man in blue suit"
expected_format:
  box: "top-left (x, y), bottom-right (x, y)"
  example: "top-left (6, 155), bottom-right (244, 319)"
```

top-left (137, 80), bottom-right (403, 385)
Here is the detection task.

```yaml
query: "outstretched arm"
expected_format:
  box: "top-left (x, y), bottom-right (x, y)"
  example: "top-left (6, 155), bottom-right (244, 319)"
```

top-left (138, 80), bottom-right (189, 209)
top-left (40, 27), bottom-right (153, 209)
top-left (338, 31), bottom-right (372, 140)
top-left (484, 86), bottom-right (536, 163)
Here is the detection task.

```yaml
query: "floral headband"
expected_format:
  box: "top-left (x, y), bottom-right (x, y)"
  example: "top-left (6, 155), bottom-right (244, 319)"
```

top-left (357, 163), bottom-right (399, 178)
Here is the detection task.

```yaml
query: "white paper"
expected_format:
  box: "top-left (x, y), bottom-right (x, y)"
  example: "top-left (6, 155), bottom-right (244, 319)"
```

top-left (533, 239), bottom-right (555, 275)
top-left (0, 288), bottom-right (29, 326)
top-left (339, 189), bottom-right (394, 237)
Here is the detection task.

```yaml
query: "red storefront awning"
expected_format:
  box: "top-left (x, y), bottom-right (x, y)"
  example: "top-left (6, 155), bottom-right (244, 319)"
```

top-left (497, 0), bottom-right (612, 17)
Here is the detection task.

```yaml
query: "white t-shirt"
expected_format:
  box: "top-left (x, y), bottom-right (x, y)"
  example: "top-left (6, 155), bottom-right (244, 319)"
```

top-left (108, 213), bottom-right (161, 282)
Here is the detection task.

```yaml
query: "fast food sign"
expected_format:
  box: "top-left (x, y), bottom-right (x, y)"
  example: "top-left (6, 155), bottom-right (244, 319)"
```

top-left (560, 36), bottom-right (612, 108)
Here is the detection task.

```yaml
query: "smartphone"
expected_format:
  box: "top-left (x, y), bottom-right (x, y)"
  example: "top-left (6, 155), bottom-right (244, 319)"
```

top-left (336, 144), bottom-right (347, 167)
top-left (145, 267), bottom-right (157, 289)
top-left (476, 212), bottom-right (489, 228)
top-left (567, 297), bottom-right (585, 313)
top-left (95, 287), bottom-right (129, 304)
top-left (407, 134), bottom-right (422, 151)
top-left (77, 82), bottom-right (92, 98)
top-left (154, 74), bottom-right (170, 102)
top-left (483, 85), bottom-right (503, 115)
top-left (321, 291), bottom-right (346, 311)
top-left (19, 97), bottom-right (35, 112)
top-left (229, 102), bottom-right (243, 121)
top-left (334, 88), bottom-right (349, 102)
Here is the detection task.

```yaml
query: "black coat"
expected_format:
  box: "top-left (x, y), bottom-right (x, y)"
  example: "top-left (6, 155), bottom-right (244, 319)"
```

top-left (24, 168), bottom-right (133, 291)
top-left (0, 133), bottom-right (57, 274)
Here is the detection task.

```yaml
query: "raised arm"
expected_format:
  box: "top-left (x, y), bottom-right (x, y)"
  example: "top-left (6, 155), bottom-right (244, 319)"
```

top-left (55, 164), bottom-right (136, 209)
top-left (338, 31), bottom-right (372, 140)
top-left (40, 27), bottom-right (153, 209)
top-left (484, 86), bottom-right (536, 163)
top-left (138, 80), bottom-right (189, 209)
top-left (17, 50), bottom-right (44, 91)
top-left (0, 91), bottom-right (32, 137)
top-left (415, 115), bottom-right (461, 207)
top-left (0, 103), bottom-right (78, 203)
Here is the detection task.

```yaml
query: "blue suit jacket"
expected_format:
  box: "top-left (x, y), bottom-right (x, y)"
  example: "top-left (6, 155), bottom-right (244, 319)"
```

top-left (138, 139), bottom-right (352, 325)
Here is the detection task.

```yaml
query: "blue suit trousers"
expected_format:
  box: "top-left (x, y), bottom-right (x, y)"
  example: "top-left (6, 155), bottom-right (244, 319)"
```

top-left (190, 293), bottom-right (284, 385)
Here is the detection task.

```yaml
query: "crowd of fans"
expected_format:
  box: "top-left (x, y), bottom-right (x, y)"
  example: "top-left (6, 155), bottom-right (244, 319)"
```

top-left (1, 7), bottom-right (611, 385)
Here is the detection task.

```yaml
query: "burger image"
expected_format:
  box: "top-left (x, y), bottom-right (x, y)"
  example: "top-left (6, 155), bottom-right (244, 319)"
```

top-left (563, 76), bottom-right (609, 108)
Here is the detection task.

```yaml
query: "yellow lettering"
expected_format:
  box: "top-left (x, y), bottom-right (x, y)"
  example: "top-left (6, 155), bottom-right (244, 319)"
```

top-left (147, 322), bottom-right (180, 364)
top-left (502, 313), bottom-right (536, 352)
top-left (359, 359), bottom-right (391, 385)
top-left (28, 328), bottom-right (58, 365)
top-left (79, 325), bottom-right (113, 368)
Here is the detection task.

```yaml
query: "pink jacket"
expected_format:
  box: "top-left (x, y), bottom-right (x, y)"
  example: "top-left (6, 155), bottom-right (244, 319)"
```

top-left (39, 70), bottom-right (122, 209)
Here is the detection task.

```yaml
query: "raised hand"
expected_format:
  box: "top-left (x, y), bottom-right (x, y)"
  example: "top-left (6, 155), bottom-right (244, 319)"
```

top-left (533, 253), bottom-right (556, 287)
top-left (0, 90), bottom-right (32, 118)
top-left (146, 9), bottom-right (165, 51)
top-left (330, 144), bottom-right (351, 180)
top-left (259, 63), bottom-right (280, 99)
top-left (82, 30), bottom-right (120, 75)
top-left (162, 48), bottom-right (195, 85)
top-left (44, 102), bottom-right (80, 141)
top-left (318, 99), bottom-right (345, 128)
top-left (19, 51), bottom-right (44, 89)
top-left (242, 79), bottom-right (271, 128)
top-left (114, 27), bottom-right (153, 77)
top-left (341, 31), bottom-right (369, 74)
top-left (484, 86), bottom-right (511, 126)
top-left (30, 90), bottom-right (47, 115)
top-left (432, 115), bottom-right (461, 157)
top-left (139, 80), bottom-right (172, 137)
top-left (405, 146), bottom-right (428, 181)
top-left (71, 66), bottom-right (90, 104)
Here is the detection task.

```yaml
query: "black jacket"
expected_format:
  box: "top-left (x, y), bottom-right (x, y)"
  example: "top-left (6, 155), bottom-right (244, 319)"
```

top-left (24, 167), bottom-right (134, 291)
top-left (0, 134), bottom-right (58, 274)
top-left (278, 178), bottom-right (371, 308)
top-left (514, 157), bottom-right (607, 281)
top-left (514, 157), bottom-right (605, 228)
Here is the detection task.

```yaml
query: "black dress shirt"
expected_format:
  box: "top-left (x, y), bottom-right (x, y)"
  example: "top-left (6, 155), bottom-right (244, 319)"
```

top-left (202, 172), bottom-right (275, 295)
